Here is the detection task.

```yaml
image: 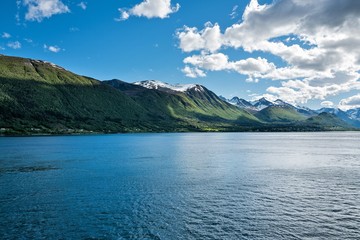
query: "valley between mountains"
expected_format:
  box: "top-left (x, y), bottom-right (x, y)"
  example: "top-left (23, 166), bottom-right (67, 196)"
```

top-left (0, 55), bottom-right (359, 135)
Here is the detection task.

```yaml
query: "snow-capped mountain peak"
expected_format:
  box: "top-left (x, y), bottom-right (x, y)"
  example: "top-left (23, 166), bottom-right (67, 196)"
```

top-left (274, 99), bottom-right (287, 106)
top-left (134, 80), bottom-right (202, 93)
top-left (347, 108), bottom-right (360, 120)
top-left (228, 97), bottom-right (252, 108)
top-left (228, 96), bottom-right (240, 105)
top-left (317, 107), bottom-right (341, 115)
top-left (251, 97), bottom-right (274, 110)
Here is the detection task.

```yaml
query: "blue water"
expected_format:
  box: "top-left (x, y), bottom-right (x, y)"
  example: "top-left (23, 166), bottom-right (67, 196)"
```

top-left (1, 132), bottom-right (360, 239)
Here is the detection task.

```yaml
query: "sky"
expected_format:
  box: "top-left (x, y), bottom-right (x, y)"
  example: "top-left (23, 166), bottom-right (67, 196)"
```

top-left (1, 0), bottom-right (360, 110)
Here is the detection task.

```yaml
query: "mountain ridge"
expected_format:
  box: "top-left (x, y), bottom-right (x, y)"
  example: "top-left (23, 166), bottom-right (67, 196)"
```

top-left (0, 55), bottom-right (357, 135)
top-left (222, 95), bottom-right (360, 127)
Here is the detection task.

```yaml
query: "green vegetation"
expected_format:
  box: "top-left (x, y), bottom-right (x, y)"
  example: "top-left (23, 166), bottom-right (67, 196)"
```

top-left (0, 55), bottom-right (355, 135)
top-left (0, 56), bottom-right (168, 134)
top-left (255, 106), bottom-right (306, 123)
top-left (105, 80), bottom-right (261, 130)
top-left (305, 112), bottom-right (352, 130)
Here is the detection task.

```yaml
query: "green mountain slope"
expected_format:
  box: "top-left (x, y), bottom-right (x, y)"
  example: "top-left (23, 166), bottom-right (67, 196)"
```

top-left (0, 55), bottom-right (355, 134)
top-left (0, 55), bottom-right (261, 134)
top-left (305, 112), bottom-right (352, 130)
top-left (0, 55), bottom-right (176, 133)
top-left (104, 80), bottom-right (261, 131)
top-left (255, 106), bottom-right (307, 123)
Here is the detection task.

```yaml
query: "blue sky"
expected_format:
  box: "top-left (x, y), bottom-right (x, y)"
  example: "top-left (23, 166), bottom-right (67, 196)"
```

top-left (1, 0), bottom-right (360, 109)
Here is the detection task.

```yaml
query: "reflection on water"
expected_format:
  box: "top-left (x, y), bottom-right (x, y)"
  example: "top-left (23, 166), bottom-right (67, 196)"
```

top-left (1, 132), bottom-right (360, 239)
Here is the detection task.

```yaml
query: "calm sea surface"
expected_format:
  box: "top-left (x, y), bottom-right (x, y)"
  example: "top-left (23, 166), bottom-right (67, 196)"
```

top-left (1, 132), bottom-right (360, 239)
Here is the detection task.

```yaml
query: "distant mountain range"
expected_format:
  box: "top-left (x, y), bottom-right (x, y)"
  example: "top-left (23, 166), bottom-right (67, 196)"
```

top-left (0, 55), bottom-right (358, 135)
top-left (222, 96), bottom-right (360, 127)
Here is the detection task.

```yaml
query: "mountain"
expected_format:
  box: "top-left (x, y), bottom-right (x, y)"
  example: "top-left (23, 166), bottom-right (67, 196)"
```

top-left (218, 95), bottom-right (227, 102)
top-left (317, 107), bottom-right (360, 128)
top-left (273, 99), bottom-right (293, 107)
top-left (208, 94), bottom-right (358, 129)
top-left (347, 108), bottom-right (360, 121)
top-left (134, 80), bottom-right (199, 94)
top-left (255, 105), bottom-right (307, 123)
top-left (306, 112), bottom-right (353, 130)
top-left (0, 55), bottom-right (263, 134)
top-left (228, 97), bottom-right (253, 109)
top-left (252, 97), bottom-right (274, 110)
top-left (223, 96), bottom-right (318, 117)
top-left (294, 105), bottom-right (318, 117)
top-left (105, 79), bottom-right (261, 130)
top-left (0, 55), bottom-right (357, 134)
top-left (0, 55), bottom-right (169, 134)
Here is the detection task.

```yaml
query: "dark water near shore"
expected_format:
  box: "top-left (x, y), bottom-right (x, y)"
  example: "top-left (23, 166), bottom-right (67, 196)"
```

top-left (1, 132), bottom-right (360, 239)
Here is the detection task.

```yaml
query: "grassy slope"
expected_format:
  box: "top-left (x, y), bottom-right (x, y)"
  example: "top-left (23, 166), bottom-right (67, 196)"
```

top-left (0, 55), bottom-right (354, 134)
top-left (256, 106), bottom-right (307, 123)
top-left (0, 56), bottom-right (173, 133)
top-left (305, 112), bottom-right (353, 130)
top-left (104, 80), bottom-right (261, 131)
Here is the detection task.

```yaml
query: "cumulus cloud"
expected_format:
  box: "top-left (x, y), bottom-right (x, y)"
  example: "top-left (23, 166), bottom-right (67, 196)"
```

top-left (2, 32), bottom-right (11, 39)
top-left (321, 101), bottom-right (334, 108)
top-left (183, 53), bottom-right (275, 79)
top-left (339, 94), bottom-right (360, 110)
top-left (23, 0), bottom-right (70, 22)
top-left (117, 0), bottom-right (180, 21)
top-left (265, 78), bottom-right (360, 105)
top-left (182, 66), bottom-right (206, 78)
top-left (177, 23), bottom-right (222, 53)
top-left (7, 41), bottom-right (21, 49)
top-left (176, 0), bottom-right (360, 105)
top-left (184, 53), bottom-right (229, 71)
top-left (44, 44), bottom-right (62, 53)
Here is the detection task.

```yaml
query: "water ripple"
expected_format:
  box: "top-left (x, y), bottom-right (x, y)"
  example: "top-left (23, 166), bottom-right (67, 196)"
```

top-left (1, 132), bottom-right (360, 239)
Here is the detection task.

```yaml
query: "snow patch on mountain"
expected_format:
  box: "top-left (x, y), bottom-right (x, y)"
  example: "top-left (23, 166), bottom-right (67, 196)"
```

top-left (31, 59), bottom-right (65, 70)
top-left (347, 108), bottom-right (360, 120)
top-left (251, 97), bottom-right (274, 111)
top-left (134, 80), bottom-right (202, 93)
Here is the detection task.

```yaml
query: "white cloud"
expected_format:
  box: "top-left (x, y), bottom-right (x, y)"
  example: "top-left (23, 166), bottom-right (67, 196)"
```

top-left (339, 94), bottom-right (360, 110)
top-left (7, 41), bottom-right (21, 49)
top-left (117, 9), bottom-right (130, 21)
top-left (245, 77), bottom-right (259, 83)
top-left (265, 78), bottom-right (360, 105)
top-left (230, 5), bottom-right (238, 19)
top-left (183, 52), bottom-right (276, 79)
top-left (321, 101), bottom-right (334, 108)
top-left (230, 57), bottom-right (276, 76)
top-left (177, 23), bottom-right (222, 53)
top-left (184, 53), bottom-right (229, 71)
top-left (177, 27), bottom-right (205, 52)
top-left (2, 32), bottom-right (11, 39)
top-left (24, 0), bottom-right (70, 22)
top-left (44, 44), bottom-right (61, 53)
top-left (176, 0), bottom-right (360, 104)
top-left (78, 2), bottom-right (86, 10)
top-left (182, 66), bottom-right (206, 78)
top-left (117, 0), bottom-right (180, 21)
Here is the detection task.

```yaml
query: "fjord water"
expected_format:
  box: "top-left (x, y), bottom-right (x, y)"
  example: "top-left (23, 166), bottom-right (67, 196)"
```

top-left (1, 133), bottom-right (360, 239)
